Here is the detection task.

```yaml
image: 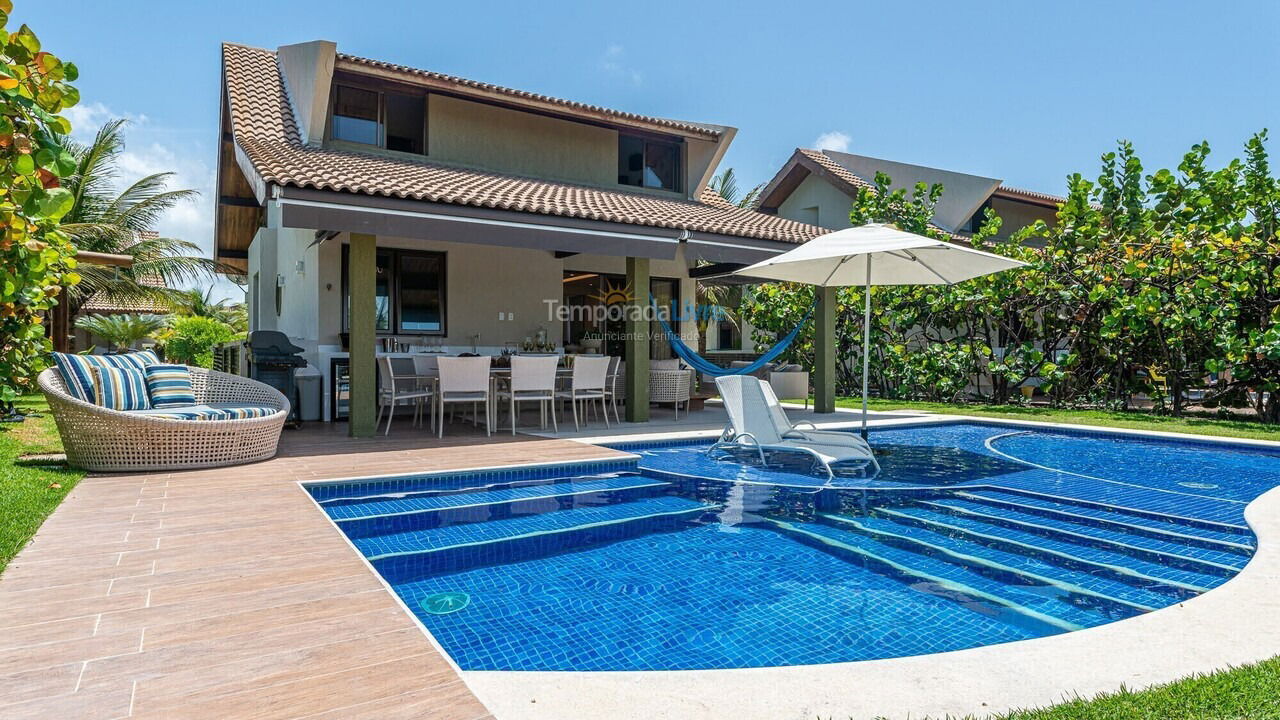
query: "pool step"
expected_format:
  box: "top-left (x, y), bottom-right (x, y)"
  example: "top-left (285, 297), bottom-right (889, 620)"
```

top-left (919, 498), bottom-right (1246, 573)
top-left (822, 514), bottom-right (1170, 611)
top-left (880, 505), bottom-right (1224, 593)
top-left (979, 483), bottom-right (1249, 533)
top-left (365, 495), bottom-right (717, 578)
top-left (317, 470), bottom-right (640, 507)
top-left (955, 489), bottom-right (1255, 554)
top-left (763, 517), bottom-right (1127, 634)
top-left (331, 476), bottom-right (671, 537)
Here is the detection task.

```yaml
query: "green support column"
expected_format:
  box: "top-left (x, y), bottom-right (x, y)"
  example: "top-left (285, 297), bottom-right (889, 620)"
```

top-left (814, 286), bottom-right (837, 413)
top-left (347, 233), bottom-right (377, 437)
top-left (624, 256), bottom-right (650, 423)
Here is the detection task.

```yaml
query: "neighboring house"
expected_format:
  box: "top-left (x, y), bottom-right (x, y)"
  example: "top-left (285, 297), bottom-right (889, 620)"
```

top-left (213, 41), bottom-right (825, 429)
top-left (754, 148), bottom-right (1063, 242)
top-left (73, 273), bottom-right (170, 353)
top-left (700, 149), bottom-right (1066, 355)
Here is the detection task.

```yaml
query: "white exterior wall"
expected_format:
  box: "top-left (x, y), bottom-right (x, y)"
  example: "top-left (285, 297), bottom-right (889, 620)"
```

top-left (775, 174), bottom-right (860, 231)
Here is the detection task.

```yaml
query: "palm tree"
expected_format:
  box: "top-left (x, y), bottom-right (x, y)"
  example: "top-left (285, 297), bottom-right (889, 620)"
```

top-left (74, 314), bottom-right (167, 353)
top-left (58, 119), bottom-right (226, 316)
top-left (693, 168), bottom-right (761, 364)
top-left (707, 167), bottom-right (764, 209)
top-left (174, 287), bottom-right (247, 332)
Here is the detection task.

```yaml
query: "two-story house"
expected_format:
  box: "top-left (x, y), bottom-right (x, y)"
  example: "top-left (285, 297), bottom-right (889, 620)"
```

top-left (214, 41), bottom-right (824, 433)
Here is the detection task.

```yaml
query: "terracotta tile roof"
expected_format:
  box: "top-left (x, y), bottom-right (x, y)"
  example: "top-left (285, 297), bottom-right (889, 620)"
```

top-left (992, 184), bottom-right (1067, 207)
top-left (222, 43), bottom-right (822, 245)
top-left (80, 276), bottom-right (172, 315)
top-left (755, 148), bottom-right (981, 241)
top-left (697, 185), bottom-right (738, 210)
top-left (795, 147), bottom-right (875, 195)
top-left (336, 52), bottom-right (723, 140)
top-left (79, 296), bottom-right (171, 314)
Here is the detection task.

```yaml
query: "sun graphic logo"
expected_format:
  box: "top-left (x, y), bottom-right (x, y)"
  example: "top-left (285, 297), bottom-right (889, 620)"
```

top-left (591, 279), bottom-right (635, 306)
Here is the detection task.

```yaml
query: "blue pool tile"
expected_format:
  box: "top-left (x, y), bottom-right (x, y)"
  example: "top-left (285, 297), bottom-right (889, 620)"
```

top-left (304, 420), bottom-right (1280, 671)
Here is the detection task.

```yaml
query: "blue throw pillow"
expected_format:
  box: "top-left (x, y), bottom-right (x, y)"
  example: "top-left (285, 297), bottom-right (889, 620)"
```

top-left (90, 365), bottom-right (151, 411)
top-left (52, 350), bottom-right (160, 402)
top-left (145, 364), bottom-right (197, 408)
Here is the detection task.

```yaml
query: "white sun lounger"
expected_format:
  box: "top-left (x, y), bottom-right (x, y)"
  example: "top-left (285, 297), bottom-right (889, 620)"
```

top-left (709, 375), bottom-right (879, 479)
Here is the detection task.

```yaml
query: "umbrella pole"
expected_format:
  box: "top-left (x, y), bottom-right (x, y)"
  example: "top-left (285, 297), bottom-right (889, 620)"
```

top-left (861, 254), bottom-right (871, 440)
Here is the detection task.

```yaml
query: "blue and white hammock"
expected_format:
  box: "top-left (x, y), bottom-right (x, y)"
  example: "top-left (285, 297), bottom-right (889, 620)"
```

top-left (651, 298), bottom-right (816, 377)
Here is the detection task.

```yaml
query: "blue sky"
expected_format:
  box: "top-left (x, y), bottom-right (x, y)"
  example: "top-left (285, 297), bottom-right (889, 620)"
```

top-left (17, 1), bottom-right (1280, 299)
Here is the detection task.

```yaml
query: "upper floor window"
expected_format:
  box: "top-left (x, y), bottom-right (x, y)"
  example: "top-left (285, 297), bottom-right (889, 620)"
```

top-left (967, 200), bottom-right (993, 234)
top-left (330, 84), bottom-right (426, 155)
top-left (618, 134), bottom-right (681, 192)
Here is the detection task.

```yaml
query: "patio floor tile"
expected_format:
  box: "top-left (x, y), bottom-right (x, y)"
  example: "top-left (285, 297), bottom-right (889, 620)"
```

top-left (0, 422), bottom-right (626, 718)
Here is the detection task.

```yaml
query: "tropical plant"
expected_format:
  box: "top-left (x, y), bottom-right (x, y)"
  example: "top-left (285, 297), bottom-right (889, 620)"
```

top-left (173, 287), bottom-right (247, 331)
top-left (692, 167), bottom-right (762, 367)
top-left (707, 167), bottom-right (763, 209)
top-left (73, 313), bottom-right (165, 352)
top-left (56, 118), bottom-right (224, 315)
top-left (161, 315), bottom-right (234, 368)
top-left (0, 10), bottom-right (81, 408)
top-left (739, 132), bottom-right (1280, 421)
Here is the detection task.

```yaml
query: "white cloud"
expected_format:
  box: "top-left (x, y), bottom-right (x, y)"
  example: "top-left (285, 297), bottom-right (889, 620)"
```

top-left (60, 101), bottom-right (149, 141)
top-left (599, 44), bottom-right (643, 85)
top-left (814, 131), bottom-right (852, 153)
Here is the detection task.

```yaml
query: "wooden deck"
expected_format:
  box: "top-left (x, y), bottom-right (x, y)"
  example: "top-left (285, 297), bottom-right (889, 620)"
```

top-left (0, 423), bottom-right (628, 719)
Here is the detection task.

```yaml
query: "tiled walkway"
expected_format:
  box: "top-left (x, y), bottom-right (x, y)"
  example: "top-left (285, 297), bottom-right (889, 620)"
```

top-left (0, 423), bottom-right (626, 719)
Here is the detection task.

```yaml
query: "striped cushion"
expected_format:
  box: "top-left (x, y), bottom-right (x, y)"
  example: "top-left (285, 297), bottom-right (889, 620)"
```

top-left (132, 404), bottom-right (276, 421)
top-left (144, 364), bottom-right (197, 408)
top-left (53, 351), bottom-right (161, 402)
top-left (90, 366), bottom-right (151, 411)
top-left (110, 349), bottom-right (160, 371)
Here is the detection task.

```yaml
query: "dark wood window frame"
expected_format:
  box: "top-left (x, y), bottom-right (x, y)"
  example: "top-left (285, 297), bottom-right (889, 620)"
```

top-left (617, 131), bottom-right (684, 193)
top-left (342, 245), bottom-right (448, 336)
top-left (327, 78), bottom-right (429, 156)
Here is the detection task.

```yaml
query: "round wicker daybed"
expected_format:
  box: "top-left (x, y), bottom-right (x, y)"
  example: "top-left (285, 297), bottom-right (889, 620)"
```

top-left (38, 366), bottom-right (290, 472)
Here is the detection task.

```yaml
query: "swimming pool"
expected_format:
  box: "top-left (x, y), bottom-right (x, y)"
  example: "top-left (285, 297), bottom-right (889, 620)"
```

top-left (305, 421), bottom-right (1273, 671)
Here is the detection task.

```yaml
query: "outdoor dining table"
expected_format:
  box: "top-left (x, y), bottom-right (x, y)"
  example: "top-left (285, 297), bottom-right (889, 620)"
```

top-left (398, 365), bottom-right (577, 429)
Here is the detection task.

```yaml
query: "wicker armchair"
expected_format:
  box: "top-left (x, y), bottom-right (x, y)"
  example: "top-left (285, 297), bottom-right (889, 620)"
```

top-left (649, 366), bottom-right (693, 419)
top-left (39, 366), bottom-right (289, 472)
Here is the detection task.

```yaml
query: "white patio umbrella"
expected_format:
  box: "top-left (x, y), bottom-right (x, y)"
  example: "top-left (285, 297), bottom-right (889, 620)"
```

top-left (734, 223), bottom-right (1028, 437)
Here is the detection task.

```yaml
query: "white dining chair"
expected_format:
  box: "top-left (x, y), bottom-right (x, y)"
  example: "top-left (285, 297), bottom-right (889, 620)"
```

top-left (603, 355), bottom-right (623, 424)
top-left (376, 356), bottom-right (433, 435)
top-left (436, 356), bottom-right (492, 437)
top-left (556, 355), bottom-right (610, 431)
top-left (497, 355), bottom-right (559, 435)
top-left (411, 354), bottom-right (439, 380)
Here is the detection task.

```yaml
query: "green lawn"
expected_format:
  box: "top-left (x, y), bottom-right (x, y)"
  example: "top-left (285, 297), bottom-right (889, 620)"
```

top-left (0, 393), bottom-right (83, 574)
top-left (835, 397), bottom-right (1280, 442)
top-left (986, 655), bottom-right (1280, 719)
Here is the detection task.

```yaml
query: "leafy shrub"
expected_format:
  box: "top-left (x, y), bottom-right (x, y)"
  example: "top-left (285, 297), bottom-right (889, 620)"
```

top-left (740, 132), bottom-right (1280, 421)
top-left (162, 316), bottom-right (234, 368)
top-left (0, 12), bottom-right (81, 405)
